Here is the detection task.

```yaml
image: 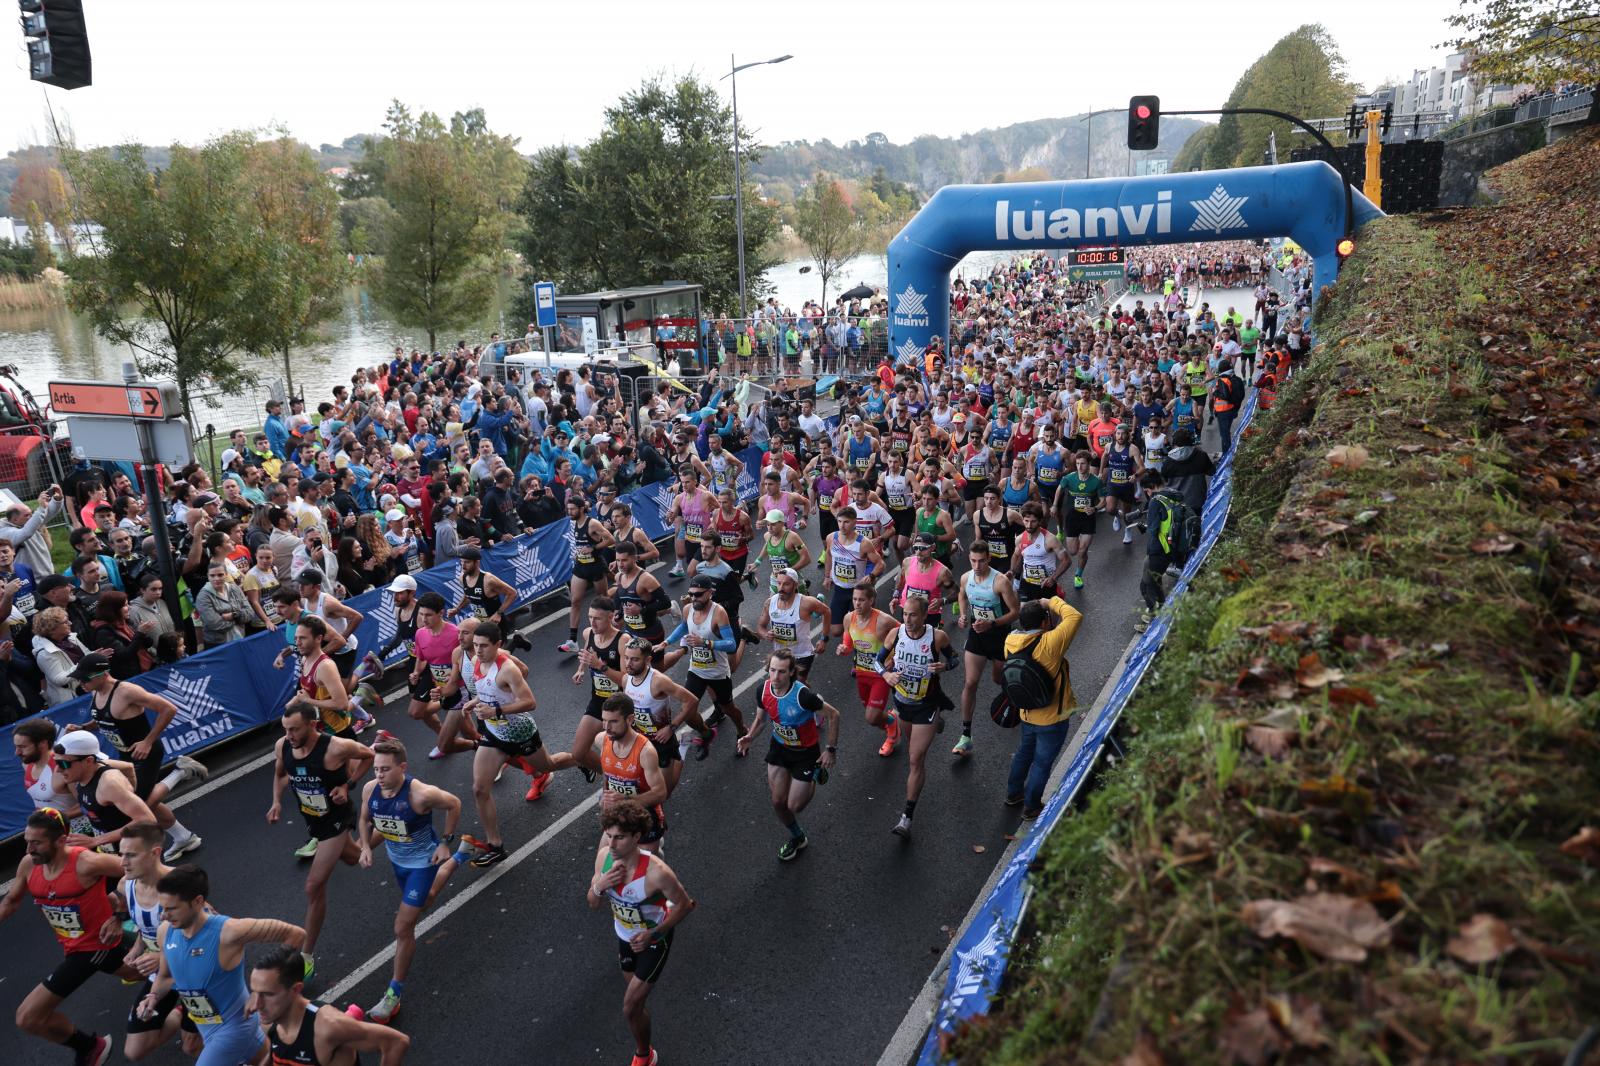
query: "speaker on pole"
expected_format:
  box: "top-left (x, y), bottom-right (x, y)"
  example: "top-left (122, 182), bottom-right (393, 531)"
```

top-left (20, 0), bottom-right (93, 90)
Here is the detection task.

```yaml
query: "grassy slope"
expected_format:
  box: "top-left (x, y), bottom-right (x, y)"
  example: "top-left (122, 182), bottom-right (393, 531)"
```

top-left (954, 139), bottom-right (1600, 1064)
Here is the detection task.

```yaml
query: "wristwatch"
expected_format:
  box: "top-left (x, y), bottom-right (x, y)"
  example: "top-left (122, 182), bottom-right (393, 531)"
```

top-left (825, 745), bottom-right (838, 755)
top-left (444, 833), bottom-right (458, 846)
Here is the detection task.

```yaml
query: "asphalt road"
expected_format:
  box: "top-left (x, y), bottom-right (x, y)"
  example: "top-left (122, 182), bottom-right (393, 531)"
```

top-left (1, 285), bottom-right (1249, 1066)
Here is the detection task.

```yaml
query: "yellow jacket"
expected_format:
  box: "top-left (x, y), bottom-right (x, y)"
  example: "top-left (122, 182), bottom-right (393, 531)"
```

top-left (1002, 596), bottom-right (1082, 726)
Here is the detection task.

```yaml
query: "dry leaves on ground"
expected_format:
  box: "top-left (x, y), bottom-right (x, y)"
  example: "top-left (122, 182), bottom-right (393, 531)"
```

top-left (1241, 892), bottom-right (1392, 962)
top-left (1245, 725), bottom-right (1294, 759)
top-left (1560, 826), bottom-right (1600, 866)
top-left (1325, 444), bottom-right (1369, 471)
top-left (1446, 913), bottom-right (1517, 965)
top-left (1295, 652), bottom-right (1345, 688)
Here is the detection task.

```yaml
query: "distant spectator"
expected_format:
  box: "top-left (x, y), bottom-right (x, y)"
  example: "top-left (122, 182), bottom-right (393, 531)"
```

top-left (31, 605), bottom-right (90, 706)
top-left (88, 591), bottom-right (152, 679)
top-left (194, 562), bottom-right (249, 648)
top-left (129, 572), bottom-right (176, 645)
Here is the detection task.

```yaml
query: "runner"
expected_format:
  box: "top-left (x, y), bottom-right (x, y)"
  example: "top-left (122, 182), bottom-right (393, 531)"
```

top-left (365, 572), bottom-right (420, 695)
top-left (400, 591), bottom-right (462, 756)
top-left (819, 505), bottom-right (885, 640)
top-left (356, 738), bottom-right (465, 1023)
top-left (957, 435), bottom-right (993, 523)
top-left (684, 535), bottom-right (753, 676)
top-left (1099, 422), bottom-right (1145, 545)
top-left (597, 694), bottom-right (669, 850)
top-left (296, 568), bottom-right (371, 701)
top-left (252, 946), bottom-right (412, 1064)
top-left (138, 865), bottom-right (302, 1066)
top-left (1, 807), bottom-right (136, 1066)
top-left (836, 585), bottom-right (900, 756)
top-left (709, 485), bottom-right (754, 585)
top-left (661, 575), bottom-right (749, 748)
top-left (735, 648), bottom-right (841, 860)
top-left (896, 533), bottom-right (957, 627)
top-left (114, 822), bottom-right (198, 1063)
top-left (449, 546), bottom-right (521, 639)
top-left (1028, 422), bottom-right (1068, 530)
top-left (911, 484), bottom-right (958, 570)
top-left (755, 510), bottom-right (810, 594)
top-left (974, 484), bottom-right (1023, 578)
top-left (52, 729), bottom-right (158, 854)
top-left (613, 541), bottom-right (675, 672)
top-left (606, 501), bottom-right (660, 569)
top-left (12, 718), bottom-right (131, 844)
top-left (558, 494), bottom-right (615, 655)
top-left (585, 800), bottom-right (694, 1066)
top-left (1060, 451), bottom-right (1104, 589)
top-left (879, 451), bottom-right (917, 565)
top-left (66, 653), bottom-right (206, 858)
top-left (954, 542), bottom-right (1021, 757)
top-left (1012, 502), bottom-right (1070, 600)
top-left (877, 596), bottom-right (958, 840)
top-left (667, 467), bottom-right (717, 579)
top-left (756, 568), bottom-right (831, 682)
top-left (612, 638), bottom-right (701, 793)
top-left (267, 702), bottom-right (373, 980)
top-left (809, 454), bottom-right (846, 542)
top-left (844, 479), bottom-right (894, 557)
top-left (571, 595), bottom-right (625, 773)
top-left (839, 415), bottom-right (880, 486)
top-left (461, 622), bottom-right (587, 868)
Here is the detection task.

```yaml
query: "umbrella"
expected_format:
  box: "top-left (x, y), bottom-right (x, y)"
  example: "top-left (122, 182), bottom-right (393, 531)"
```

top-left (838, 283), bottom-right (877, 302)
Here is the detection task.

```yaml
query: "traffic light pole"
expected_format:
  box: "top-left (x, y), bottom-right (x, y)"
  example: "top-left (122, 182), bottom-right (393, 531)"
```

top-left (1164, 107), bottom-right (1356, 240)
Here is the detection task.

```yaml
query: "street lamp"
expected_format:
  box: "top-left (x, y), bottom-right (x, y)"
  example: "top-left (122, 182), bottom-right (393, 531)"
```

top-left (722, 53), bottom-right (792, 321)
top-left (1079, 106), bottom-right (1120, 179)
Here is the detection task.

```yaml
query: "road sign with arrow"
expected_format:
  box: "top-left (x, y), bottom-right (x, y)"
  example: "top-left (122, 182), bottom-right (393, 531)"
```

top-left (48, 379), bottom-right (182, 420)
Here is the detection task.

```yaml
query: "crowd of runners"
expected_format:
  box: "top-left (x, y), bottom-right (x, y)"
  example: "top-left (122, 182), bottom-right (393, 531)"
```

top-left (2, 239), bottom-right (1313, 1066)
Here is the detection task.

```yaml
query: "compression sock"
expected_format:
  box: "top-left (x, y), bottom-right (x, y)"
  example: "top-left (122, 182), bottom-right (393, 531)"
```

top-left (168, 818), bottom-right (194, 840)
top-left (159, 767), bottom-right (185, 792)
top-left (64, 1030), bottom-right (96, 1054)
top-left (785, 820), bottom-right (805, 840)
top-left (569, 627), bottom-right (578, 641)
top-left (903, 800), bottom-right (917, 818)
top-left (388, 979), bottom-right (405, 997)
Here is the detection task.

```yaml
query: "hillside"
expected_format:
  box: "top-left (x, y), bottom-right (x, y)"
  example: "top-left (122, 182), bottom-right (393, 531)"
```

top-left (952, 129), bottom-right (1600, 1064)
top-left (749, 113), bottom-right (1206, 201)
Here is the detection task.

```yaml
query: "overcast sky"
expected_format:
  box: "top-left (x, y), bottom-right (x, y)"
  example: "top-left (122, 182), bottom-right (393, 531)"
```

top-left (2, 0), bottom-right (1460, 155)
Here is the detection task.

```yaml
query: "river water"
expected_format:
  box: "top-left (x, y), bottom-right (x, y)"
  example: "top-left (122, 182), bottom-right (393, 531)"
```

top-left (0, 252), bottom-right (1006, 431)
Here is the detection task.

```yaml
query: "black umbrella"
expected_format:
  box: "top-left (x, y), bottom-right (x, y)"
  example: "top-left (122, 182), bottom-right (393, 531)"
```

top-left (837, 283), bottom-right (876, 302)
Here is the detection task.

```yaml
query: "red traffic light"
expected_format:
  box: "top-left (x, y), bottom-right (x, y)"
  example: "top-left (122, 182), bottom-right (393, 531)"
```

top-left (1135, 105), bottom-right (1151, 120)
top-left (1336, 238), bottom-right (1356, 258)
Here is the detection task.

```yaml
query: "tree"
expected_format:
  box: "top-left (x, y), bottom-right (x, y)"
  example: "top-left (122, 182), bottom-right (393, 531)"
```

top-left (794, 175), bottom-right (871, 311)
top-left (367, 102), bottom-right (523, 351)
top-left (516, 74), bottom-right (780, 318)
top-left (62, 135), bottom-right (266, 431)
top-left (237, 136), bottom-right (344, 395)
top-left (9, 161), bottom-right (75, 256)
top-left (1172, 124), bottom-right (1218, 172)
top-left (1448, 1), bottom-right (1600, 123)
top-left (1201, 25), bottom-right (1354, 170)
top-left (339, 196), bottom-right (397, 255)
top-left (23, 201), bottom-right (53, 270)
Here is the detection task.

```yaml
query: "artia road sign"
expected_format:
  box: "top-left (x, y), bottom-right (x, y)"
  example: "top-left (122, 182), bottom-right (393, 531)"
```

top-left (48, 379), bottom-right (183, 420)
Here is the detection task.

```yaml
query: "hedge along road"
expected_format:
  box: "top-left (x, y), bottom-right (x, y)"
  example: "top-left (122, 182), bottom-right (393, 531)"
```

top-left (0, 429), bottom-right (1169, 1066)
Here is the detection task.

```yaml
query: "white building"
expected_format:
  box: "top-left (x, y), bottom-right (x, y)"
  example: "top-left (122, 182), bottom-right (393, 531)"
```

top-left (0, 217), bottom-right (103, 257)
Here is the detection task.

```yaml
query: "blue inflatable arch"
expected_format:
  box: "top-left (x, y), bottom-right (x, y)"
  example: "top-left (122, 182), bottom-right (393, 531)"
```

top-left (886, 160), bottom-right (1383, 363)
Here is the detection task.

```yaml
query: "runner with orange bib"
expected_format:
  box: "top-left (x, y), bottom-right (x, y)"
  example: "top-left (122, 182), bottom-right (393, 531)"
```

top-left (837, 585), bottom-right (899, 756)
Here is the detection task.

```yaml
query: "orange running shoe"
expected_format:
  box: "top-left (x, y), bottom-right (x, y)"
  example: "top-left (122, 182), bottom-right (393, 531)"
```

top-left (525, 771), bottom-right (552, 802)
top-left (879, 713), bottom-right (900, 757)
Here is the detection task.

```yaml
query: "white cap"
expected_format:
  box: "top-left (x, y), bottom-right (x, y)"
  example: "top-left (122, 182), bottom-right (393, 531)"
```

top-left (220, 448), bottom-right (240, 466)
top-left (53, 731), bottom-right (105, 759)
top-left (778, 567), bottom-right (801, 585)
top-left (389, 574), bottom-right (418, 593)
top-left (765, 509), bottom-right (786, 524)
top-left (385, 508), bottom-right (405, 523)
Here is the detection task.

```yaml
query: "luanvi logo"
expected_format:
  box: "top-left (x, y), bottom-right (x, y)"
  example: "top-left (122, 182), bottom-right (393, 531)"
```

top-left (892, 286), bottom-right (929, 329)
top-left (994, 191), bottom-right (1174, 241)
top-left (1190, 184), bottom-right (1249, 234)
top-left (895, 337), bottom-right (926, 365)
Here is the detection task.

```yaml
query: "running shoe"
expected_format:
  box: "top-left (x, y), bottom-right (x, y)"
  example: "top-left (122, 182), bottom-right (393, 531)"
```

top-left (630, 1050), bottom-right (659, 1066)
top-left (1004, 793), bottom-right (1025, 807)
top-left (580, 765), bottom-right (596, 783)
top-left (557, 639), bottom-right (579, 655)
top-left (493, 763), bottom-right (505, 784)
top-left (74, 1034), bottom-right (110, 1066)
top-left (951, 734), bottom-right (973, 758)
top-left (375, 729), bottom-right (400, 745)
top-left (344, 1005), bottom-right (367, 1021)
top-left (301, 953), bottom-right (316, 981)
top-left (1122, 529), bottom-right (1134, 545)
top-left (361, 651), bottom-right (384, 683)
top-left (470, 842), bottom-right (508, 868)
top-left (525, 772), bottom-right (551, 802)
top-left (704, 708), bottom-right (727, 729)
top-left (510, 632), bottom-right (532, 652)
top-left (891, 814), bottom-right (913, 839)
top-left (778, 834), bottom-right (808, 862)
top-left (667, 564), bottom-right (686, 578)
top-left (1073, 574), bottom-right (1084, 589)
top-left (350, 716), bottom-right (371, 736)
top-left (511, 756), bottom-right (539, 777)
top-left (173, 755), bottom-right (210, 787)
top-left (1112, 515), bottom-right (1121, 532)
top-left (427, 746), bottom-right (445, 760)
top-left (166, 832), bottom-right (203, 860)
top-left (1022, 806), bottom-right (1043, 820)
top-left (879, 716), bottom-right (900, 757)
top-left (689, 726), bottom-right (717, 761)
top-left (741, 626), bottom-right (761, 645)
top-left (366, 989), bottom-right (401, 1025)
top-left (294, 838), bottom-right (319, 860)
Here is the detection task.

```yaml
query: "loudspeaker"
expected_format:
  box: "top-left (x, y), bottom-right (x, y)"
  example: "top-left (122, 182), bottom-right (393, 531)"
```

top-left (21, 0), bottom-right (92, 90)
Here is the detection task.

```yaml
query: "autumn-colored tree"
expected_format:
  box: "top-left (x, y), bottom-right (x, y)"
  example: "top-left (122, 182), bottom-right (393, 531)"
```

top-left (1447, 1), bottom-right (1600, 123)
top-left (9, 161), bottom-right (75, 255)
top-left (794, 175), bottom-right (870, 310)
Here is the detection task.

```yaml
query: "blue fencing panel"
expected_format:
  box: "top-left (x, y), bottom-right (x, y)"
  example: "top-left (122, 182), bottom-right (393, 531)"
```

top-left (917, 391), bottom-right (1260, 1063)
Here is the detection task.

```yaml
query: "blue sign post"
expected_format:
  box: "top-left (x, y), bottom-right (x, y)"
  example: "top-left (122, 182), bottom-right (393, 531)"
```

top-left (534, 281), bottom-right (557, 328)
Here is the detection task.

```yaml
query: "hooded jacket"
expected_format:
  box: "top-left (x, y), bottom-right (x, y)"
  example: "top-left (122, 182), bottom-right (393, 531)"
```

top-left (1160, 444), bottom-right (1215, 516)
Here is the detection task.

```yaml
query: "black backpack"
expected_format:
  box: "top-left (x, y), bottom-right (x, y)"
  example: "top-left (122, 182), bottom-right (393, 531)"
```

top-left (1001, 634), bottom-right (1058, 711)
top-left (1154, 493), bottom-right (1202, 562)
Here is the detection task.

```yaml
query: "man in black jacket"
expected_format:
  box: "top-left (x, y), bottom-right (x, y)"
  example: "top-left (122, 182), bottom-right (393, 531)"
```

top-left (1159, 428), bottom-right (1215, 517)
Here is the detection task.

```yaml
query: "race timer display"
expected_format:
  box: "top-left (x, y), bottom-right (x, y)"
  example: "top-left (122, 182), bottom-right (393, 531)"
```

top-left (1065, 248), bottom-right (1125, 266)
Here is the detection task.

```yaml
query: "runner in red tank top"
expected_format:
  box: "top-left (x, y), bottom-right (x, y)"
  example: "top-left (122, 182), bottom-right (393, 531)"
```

top-left (0, 808), bottom-right (136, 1064)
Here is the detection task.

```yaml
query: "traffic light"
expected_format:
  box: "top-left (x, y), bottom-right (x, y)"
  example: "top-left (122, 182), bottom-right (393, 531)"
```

top-left (1128, 96), bottom-right (1160, 151)
top-left (19, 0), bottom-right (93, 90)
top-left (1336, 237), bottom-right (1356, 261)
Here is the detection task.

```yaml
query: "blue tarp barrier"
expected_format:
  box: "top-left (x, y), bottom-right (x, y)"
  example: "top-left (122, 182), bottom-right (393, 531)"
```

top-left (0, 445), bottom-right (770, 839)
top-left (916, 392), bottom-right (1260, 1063)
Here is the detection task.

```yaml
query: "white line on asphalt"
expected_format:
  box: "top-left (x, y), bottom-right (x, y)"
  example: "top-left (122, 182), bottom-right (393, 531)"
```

top-left (321, 565), bottom-right (902, 1003)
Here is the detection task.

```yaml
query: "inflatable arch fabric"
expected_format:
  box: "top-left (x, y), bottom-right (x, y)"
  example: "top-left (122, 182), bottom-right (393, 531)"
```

top-left (887, 161), bottom-right (1384, 363)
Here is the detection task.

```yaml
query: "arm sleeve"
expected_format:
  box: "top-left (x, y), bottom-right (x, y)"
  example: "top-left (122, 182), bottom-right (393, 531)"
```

top-left (665, 621), bottom-right (688, 644)
top-left (712, 624), bottom-right (738, 653)
top-left (644, 584), bottom-right (672, 615)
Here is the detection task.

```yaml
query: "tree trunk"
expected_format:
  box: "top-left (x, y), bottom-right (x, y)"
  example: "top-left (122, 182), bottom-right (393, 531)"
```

top-left (281, 345), bottom-right (296, 398)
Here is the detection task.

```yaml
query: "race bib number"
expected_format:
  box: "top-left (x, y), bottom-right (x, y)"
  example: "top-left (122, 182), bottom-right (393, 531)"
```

top-left (965, 459), bottom-right (987, 479)
top-left (612, 902), bottom-right (647, 930)
top-left (429, 663), bottom-right (453, 684)
top-left (179, 991), bottom-right (222, 1026)
top-left (684, 522), bottom-right (703, 540)
top-left (905, 586), bottom-right (930, 605)
top-left (1038, 467), bottom-right (1059, 485)
top-left (576, 546), bottom-right (595, 564)
top-left (40, 903), bottom-right (83, 940)
top-left (973, 604), bottom-right (996, 623)
top-left (771, 621), bottom-right (798, 645)
top-left (895, 671), bottom-right (930, 702)
top-left (105, 731), bottom-right (130, 752)
top-left (1024, 562), bottom-right (1048, 585)
top-left (262, 596), bottom-right (280, 625)
top-left (606, 776), bottom-right (639, 797)
top-left (1074, 494), bottom-right (1094, 514)
top-left (405, 551), bottom-right (424, 575)
top-left (690, 644), bottom-right (715, 666)
top-left (987, 538), bottom-right (1009, 558)
top-left (632, 708), bottom-right (659, 736)
top-left (719, 529), bottom-right (741, 550)
top-left (373, 814), bottom-right (410, 843)
top-left (853, 455), bottom-right (872, 470)
top-left (484, 714), bottom-right (510, 730)
top-left (772, 722), bottom-right (801, 746)
top-left (853, 648), bottom-right (876, 672)
top-left (471, 602), bottom-right (490, 619)
top-left (296, 788), bottom-right (329, 816)
top-left (1110, 467), bottom-right (1130, 484)
top-left (621, 602), bottom-right (645, 630)
top-left (593, 671), bottom-right (619, 695)
top-left (887, 492), bottom-right (908, 508)
top-left (832, 560), bottom-right (857, 585)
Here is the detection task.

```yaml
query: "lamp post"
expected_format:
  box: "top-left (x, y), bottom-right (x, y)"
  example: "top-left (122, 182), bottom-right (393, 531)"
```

top-left (722, 53), bottom-right (792, 322)
top-left (1079, 106), bottom-right (1120, 179)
